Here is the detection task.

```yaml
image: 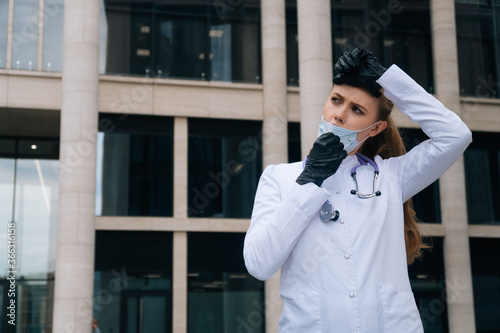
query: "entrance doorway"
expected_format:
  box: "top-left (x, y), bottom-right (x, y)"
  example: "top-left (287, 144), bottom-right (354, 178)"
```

top-left (120, 290), bottom-right (172, 333)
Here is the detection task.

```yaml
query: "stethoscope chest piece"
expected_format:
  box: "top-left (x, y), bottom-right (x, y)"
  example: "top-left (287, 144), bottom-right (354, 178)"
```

top-left (320, 202), bottom-right (340, 222)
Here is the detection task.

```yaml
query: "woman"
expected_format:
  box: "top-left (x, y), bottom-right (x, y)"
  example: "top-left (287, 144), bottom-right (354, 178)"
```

top-left (243, 49), bottom-right (472, 332)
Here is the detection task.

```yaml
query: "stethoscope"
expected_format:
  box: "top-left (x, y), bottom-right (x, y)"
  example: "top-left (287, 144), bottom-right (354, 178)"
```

top-left (304, 153), bottom-right (382, 222)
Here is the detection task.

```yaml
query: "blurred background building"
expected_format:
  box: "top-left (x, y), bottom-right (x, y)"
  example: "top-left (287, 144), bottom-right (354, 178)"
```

top-left (0, 0), bottom-right (499, 332)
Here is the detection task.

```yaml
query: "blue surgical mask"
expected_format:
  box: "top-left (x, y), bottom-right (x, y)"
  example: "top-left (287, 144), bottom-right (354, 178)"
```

top-left (318, 118), bottom-right (380, 153)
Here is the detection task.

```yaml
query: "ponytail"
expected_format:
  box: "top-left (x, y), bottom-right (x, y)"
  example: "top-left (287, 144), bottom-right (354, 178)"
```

top-left (358, 95), bottom-right (427, 264)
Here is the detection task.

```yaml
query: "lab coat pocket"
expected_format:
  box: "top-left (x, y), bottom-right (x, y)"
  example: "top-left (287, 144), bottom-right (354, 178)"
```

top-left (280, 291), bottom-right (321, 332)
top-left (379, 284), bottom-right (423, 333)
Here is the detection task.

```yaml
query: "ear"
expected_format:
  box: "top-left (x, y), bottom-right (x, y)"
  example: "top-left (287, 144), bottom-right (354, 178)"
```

top-left (368, 121), bottom-right (387, 137)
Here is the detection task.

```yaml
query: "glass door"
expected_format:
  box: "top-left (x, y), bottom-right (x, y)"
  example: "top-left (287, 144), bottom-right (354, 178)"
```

top-left (120, 291), bottom-right (172, 333)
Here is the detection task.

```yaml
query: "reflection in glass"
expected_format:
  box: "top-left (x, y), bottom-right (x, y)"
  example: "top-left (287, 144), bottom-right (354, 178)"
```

top-left (288, 122), bottom-right (301, 163)
top-left (42, 0), bottom-right (63, 72)
top-left (14, 159), bottom-right (59, 278)
top-left (400, 128), bottom-right (441, 223)
top-left (96, 114), bottom-right (174, 217)
top-left (286, 0), bottom-right (299, 86)
top-left (188, 118), bottom-right (262, 218)
top-left (331, 0), bottom-right (434, 92)
top-left (12, 0), bottom-right (39, 70)
top-left (0, 157), bottom-right (58, 333)
top-left (456, 0), bottom-right (500, 98)
top-left (408, 238), bottom-right (448, 332)
top-left (464, 132), bottom-right (500, 224)
top-left (470, 238), bottom-right (500, 331)
top-left (188, 233), bottom-right (265, 333)
top-left (104, 1), bottom-right (261, 82)
top-left (94, 231), bottom-right (173, 333)
top-left (0, 0), bottom-right (8, 68)
top-left (0, 158), bottom-right (15, 277)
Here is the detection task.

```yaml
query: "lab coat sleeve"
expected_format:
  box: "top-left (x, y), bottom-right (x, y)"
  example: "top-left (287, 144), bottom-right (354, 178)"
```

top-left (243, 164), bottom-right (330, 281)
top-left (376, 65), bottom-right (472, 202)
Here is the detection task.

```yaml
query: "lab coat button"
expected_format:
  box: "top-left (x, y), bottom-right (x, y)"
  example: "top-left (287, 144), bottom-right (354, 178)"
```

top-left (336, 189), bottom-right (341, 194)
top-left (344, 254), bottom-right (350, 259)
top-left (339, 219), bottom-right (345, 224)
top-left (349, 292), bottom-right (355, 298)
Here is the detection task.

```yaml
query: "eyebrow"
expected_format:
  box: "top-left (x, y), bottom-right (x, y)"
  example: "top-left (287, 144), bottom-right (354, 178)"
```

top-left (332, 92), bottom-right (368, 113)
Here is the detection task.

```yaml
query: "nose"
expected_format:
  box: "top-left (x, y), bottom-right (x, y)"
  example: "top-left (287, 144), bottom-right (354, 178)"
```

top-left (332, 105), bottom-right (348, 124)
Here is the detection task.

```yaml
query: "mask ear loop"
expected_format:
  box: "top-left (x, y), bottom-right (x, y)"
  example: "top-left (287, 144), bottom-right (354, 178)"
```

top-left (355, 120), bottom-right (382, 143)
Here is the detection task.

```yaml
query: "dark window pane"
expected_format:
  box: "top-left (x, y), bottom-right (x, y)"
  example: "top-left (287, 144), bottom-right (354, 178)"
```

top-left (464, 131), bottom-right (500, 224)
top-left (188, 118), bottom-right (262, 218)
top-left (470, 238), bottom-right (500, 332)
top-left (400, 128), bottom-right (441, 223)
top-left (331, 0), bottom-right (434, 92)
top-left (288, 122), bottom-right (301, 163)
top-left (104, 0), bottom-right (262, 83)
top-left (456, 1), bottom-right (500, 98)
top-left (188, 232), bottom-right (265, 333)
top-left (409, 238), bottom-right (449, 333)
top-left (286, 0), bottom-right (299, 86)
top-left (97, 114), bottom-right (174, 217)
top-left (94, 231), bottom-right (173, 333)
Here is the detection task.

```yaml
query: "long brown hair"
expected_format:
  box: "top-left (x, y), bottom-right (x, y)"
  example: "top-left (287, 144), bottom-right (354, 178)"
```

top-left (357, 94), bottom-right (427, 264)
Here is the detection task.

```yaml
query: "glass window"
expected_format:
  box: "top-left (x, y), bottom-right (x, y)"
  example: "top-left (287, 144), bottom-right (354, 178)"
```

top-left (12, 0), bottom-right (39, 70)
top-left (42, 0), bottom-right (64, 72)
top-left (96, 114), bottom-right (174, 217)
top-left (0, 137), bottom-right (59, 333)
top-left (331, 0), bottom-right (434, 92)
top-left (286, 0), bottom-right (299, 86)
top-left (94, 231), bottom-right (173, 333)
top-left (288, 122), bottom-right (301, 163)
top-left (188, 118), bottom-right (262, 218)
top-left (456, 0), bottom-right (500, 98)
top-left (400, 128), bottom-right (441, 223)
top-left (104, 0), bottom-right (262, 83)
top-left (0, 0), bottom-right (8, 68)
top-left (188, 232), bottom-right (265, 333)
top-left (464, 131), bottom-right (500, 225)
top-left (470, 238), bottom-right (500, 332)
top-left (409, 237), bottom-right (449, 332)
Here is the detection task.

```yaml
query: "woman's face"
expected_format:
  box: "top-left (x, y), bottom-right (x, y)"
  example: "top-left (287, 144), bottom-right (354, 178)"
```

top-left (323, 84), bottom-right (387, 154)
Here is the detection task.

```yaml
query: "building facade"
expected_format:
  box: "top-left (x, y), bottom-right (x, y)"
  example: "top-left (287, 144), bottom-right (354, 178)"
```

top-left (0, 0), bottom-right (499, 332)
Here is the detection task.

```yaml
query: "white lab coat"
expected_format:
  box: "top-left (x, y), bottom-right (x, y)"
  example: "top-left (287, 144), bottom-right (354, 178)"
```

top-left (243, 65), bottom-right (472, 333)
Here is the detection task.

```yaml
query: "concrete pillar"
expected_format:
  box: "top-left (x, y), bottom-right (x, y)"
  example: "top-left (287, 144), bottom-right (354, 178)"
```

top-left (261, 0), bottom-right (287, 331)
top-left (174, 117), bottom-right (188, 219)
top-left (5, 0), bottom-right (14, 69)
top-left (297, 0), bottom-right (332, 158)
top-left (172, 117), bottom-right (188, 332)
top-left (431, 0), bottom-right (476, 331)
top-left (261, 0), bottom-right (288, 167)
top-left (173, 232), bottom-right (187, 333)
top-left (37, 0), bottom-right (45, 71)
top-left (52, 1), bottom-right (100, 332)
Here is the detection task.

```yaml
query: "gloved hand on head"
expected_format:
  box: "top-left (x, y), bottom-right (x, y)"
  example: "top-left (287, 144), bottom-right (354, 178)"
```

top-left (296, 133), bottom-right (347, 187)
top-left (333, 48), bottom-right (387, 98)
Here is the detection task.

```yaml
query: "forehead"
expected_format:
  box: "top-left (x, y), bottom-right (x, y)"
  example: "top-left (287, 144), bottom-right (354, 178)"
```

top-left (331, 84), bottom-right (378, 110)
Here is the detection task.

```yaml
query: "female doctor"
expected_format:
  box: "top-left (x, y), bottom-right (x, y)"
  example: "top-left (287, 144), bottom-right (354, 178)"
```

top-left (243, 48), bottom-right (472, 332)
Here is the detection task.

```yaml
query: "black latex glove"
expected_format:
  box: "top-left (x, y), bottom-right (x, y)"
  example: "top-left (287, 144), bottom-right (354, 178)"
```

top-left (296, 133), bottom-right (348, 187)
top-left (333, 48), bottom-right (387, 98)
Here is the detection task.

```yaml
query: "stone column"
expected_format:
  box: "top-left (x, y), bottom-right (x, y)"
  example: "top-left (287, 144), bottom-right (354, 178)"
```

top-left (297, 0), bottom-right (332, 158)
top-left (172, 232), bottom-right (187, 333)
top-left (172, 117), bottom-right (188, 332)
top-left (261, 0), bottom-right (287, 330)
top-left (52, 1), bottom-right (100, 332)
top-left (431, 0), bottom-right (476, 331)
top-left (5, 0), bottom-right (14, 69)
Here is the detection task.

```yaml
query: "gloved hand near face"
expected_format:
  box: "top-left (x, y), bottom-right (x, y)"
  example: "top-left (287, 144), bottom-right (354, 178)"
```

top-left (333, 48), bottom-right (387, 98)
top-left (296, 133), bottom-right (348, 187)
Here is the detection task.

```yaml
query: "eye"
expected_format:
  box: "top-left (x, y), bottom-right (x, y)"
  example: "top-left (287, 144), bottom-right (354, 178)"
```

top-left (331, 97), bottom-right (340, 103)
top-left (352, 106), bottom-right (364, 115)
